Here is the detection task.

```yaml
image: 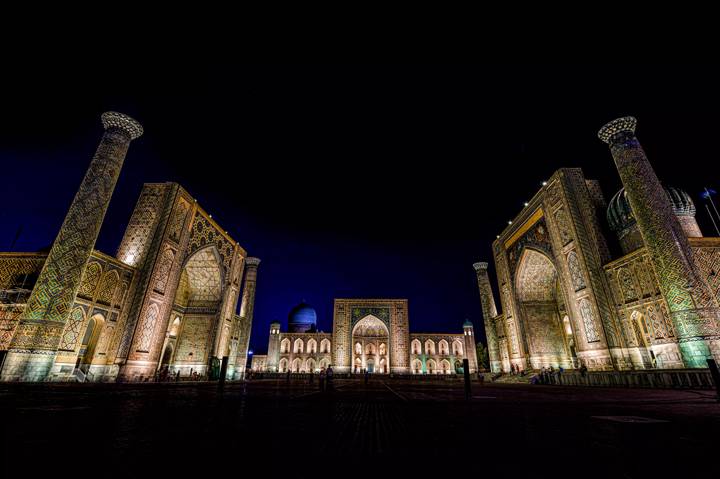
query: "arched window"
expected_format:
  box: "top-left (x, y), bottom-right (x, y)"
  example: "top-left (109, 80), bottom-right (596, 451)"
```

top-left (320, 338), bottom-right (331, 353)
top-left (365, 343), bottom-right (376, 355)
top-left (452, 340), bottom-right (463, 356)
top-left (411, 339), bottom-right (422, 354)
top-left (441, 359), bottom-right (451, 374)
top-left (291, 358), bottom-right (302, 372)
top-left (425, 339), bottom-right (436, 355)
top-left (379, 343), bottom-right (386, 356)
top-left (412, 359), bottom-right (422, 374)
top-left (281, 338), bottom-right (291, 353)
top-left (293, 338), bottom-right (304, 353)
top-left (307, 338), bottom-right (317, 354)
top-left (427, 359), bottom-right (437, 374)
top-left (355, 342), bottom-right (362, 355)
top-left (279, 358), bottom-right (288, 372)
top-left (169, 316), bottom-right (181, 337)
top-left (438, 339), bottom-right (449, 355)
top-left (306, 358), bottom-right (316, 372)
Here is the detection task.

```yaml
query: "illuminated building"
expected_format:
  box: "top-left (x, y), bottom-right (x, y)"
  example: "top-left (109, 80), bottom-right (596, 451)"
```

top-left (477, 116), bottom-right (720, 372)
top-left (0, 113), bottom-right (259, 382)
top-left (252, 299), bottom-right (479, 374)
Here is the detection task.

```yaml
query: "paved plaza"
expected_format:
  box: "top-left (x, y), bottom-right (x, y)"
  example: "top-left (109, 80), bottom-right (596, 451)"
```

top-left (2, 379), bottom-right (718, 477)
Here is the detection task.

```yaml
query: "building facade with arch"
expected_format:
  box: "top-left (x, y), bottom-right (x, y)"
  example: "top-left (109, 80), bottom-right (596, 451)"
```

top-left (252, 299), bottom-right (479, 374)
top-left (475, 116), bottom-right (720, 374)
top-left (0, 113), bottom-right (260, 382)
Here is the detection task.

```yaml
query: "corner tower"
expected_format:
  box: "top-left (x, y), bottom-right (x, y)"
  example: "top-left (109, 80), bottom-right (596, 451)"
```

top-left (462, 319), bottom-right (479, 373)
top-left (598, 116), bottom-right (720, 367)
top-left (1, 112), bottom-right (142, 381)
top-left (267, 321), bottom-right (281, 372)
top-left (473, 262), bottom-right (501, 373)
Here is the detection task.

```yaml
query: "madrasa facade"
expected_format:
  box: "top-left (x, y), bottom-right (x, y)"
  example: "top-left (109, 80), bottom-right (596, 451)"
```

top-left (251, 299), bottom-right (480, 374)
top-left (0, 112), bottom-right (260, 382)
top-left (475, 116), bottom-right (720, 374)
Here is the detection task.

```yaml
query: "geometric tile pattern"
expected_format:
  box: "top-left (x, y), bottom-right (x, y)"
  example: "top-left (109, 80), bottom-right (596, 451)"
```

top-left (602, 119), bottom-right (720, 358)
top-left (579, 298), bottom-right (600, 343)
top-left (183, 247), bottom-right (222, 303)
top-left (516, 248), bottom-right (557, 303)
top-left (136, 303), bottom-right (159, 353)
top-left (186, 214), bottom-right (235, 279)
top-left (167, 198), bottom-right (190, 244)
top-left (116, 185), bottom-right (164, 267)
top-left (11, 115), bottom-right (139, 353)
top-left (96, 270), bottom-right (119, 305)
top-left (78, 262), bottom-right (102, 299)
top-left (567, 251), bottom-right (586, 292)
top-left (59, 306), bottom-right (86, 351)
top-left (152, 248), bottom-right (175, 295)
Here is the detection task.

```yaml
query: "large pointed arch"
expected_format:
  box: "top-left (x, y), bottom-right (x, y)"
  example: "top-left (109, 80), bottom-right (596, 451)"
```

top-left (514, 247), bottom-right (574, 369)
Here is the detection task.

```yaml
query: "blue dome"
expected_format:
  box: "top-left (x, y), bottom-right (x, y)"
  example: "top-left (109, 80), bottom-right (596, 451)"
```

top-left (607, 186), bottom-right (696, 232)
top-left (288, 302), bottom-right (317, 333)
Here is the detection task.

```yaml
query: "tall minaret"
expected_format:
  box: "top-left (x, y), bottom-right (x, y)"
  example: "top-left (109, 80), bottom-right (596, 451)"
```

top-left (267, 321), bottom-right (281, 372)
top-left (598, 116), bottom-right (720, 367)
top-left (462, 320), bottom-right (479, 373)
top-left (2, 112), bottom-right (142, 381)
top-left (473, 262), bottom-right (501, 373)
top-left (232, 257), bottom-right (260, 379)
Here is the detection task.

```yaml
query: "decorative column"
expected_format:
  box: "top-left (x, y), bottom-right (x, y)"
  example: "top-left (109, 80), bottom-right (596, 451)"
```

top-left (462, 320), bottom-right (479, 373)
top-left (598, 116), bottom-right (720, 367)
top-left (232, 257), bottom-right (260, 379)
top-left (473, 262), bottom-right (501, 372)
top-left (1, 112), bottom-right (142, 381)
top-left (266, 321), bottom-right (281, 372)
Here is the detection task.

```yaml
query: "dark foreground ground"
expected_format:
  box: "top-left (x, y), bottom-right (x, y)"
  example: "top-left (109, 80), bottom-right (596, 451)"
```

top-left (1, 379), bottom-right (718, 478)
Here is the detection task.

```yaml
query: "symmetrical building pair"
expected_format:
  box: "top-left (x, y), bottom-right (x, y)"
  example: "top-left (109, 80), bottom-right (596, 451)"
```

top-left (0, 113), bottom-right (260, 382)
top-left (476, 117), bottom-right (720, 372)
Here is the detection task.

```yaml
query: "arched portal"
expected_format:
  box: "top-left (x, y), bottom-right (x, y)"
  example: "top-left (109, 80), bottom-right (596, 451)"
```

top-left (161, 343), bottom-right (174, 366)
top-left (515, 248), bottom-right (574, 369)
top-left (351, 315), bottom-right (390, 374)
top-left (76, 313), bottom-right (105, 370)
top-left (172, 246), bottom-right (224, 376)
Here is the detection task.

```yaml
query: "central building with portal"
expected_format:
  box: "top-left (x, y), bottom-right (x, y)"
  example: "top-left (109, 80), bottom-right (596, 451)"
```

top-left (252, 299), bottom-right (479, 375)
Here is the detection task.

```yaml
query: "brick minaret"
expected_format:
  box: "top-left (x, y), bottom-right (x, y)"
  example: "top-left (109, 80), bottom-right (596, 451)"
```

top-left (266, 321), bottom-right (281, 372)
top-left (1, 112), bottom-right (142, 381)
top-left (462, 320), bottom-right (479, 373)
top-left (473, 262), bottom-right (501, 372)
top-left (232, 257), bottom-right (260, 379)
top-left (598, 116), bottom-right (720, 367)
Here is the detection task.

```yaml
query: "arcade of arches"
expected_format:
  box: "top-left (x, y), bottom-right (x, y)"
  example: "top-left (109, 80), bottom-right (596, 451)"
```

top-left (252, 299), bottom-right (480, 375)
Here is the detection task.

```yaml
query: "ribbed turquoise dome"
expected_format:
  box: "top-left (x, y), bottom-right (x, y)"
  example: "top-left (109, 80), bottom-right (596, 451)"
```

top-left (288, 302), bottom-right (317, 333)
top-left (607, 186), bottom-right (696, 232)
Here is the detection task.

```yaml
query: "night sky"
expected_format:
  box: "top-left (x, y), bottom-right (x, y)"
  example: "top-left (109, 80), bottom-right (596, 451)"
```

top-left (2, 63), bottom-right (719, 354)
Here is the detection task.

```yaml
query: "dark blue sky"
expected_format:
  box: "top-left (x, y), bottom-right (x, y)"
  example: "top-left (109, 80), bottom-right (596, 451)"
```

top-left (2, 63), bottom-right (720, 353)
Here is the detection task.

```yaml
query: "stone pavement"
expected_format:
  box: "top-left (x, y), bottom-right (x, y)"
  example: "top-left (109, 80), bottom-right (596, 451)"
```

top-left (1, 379), bottom-right (718, 478)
